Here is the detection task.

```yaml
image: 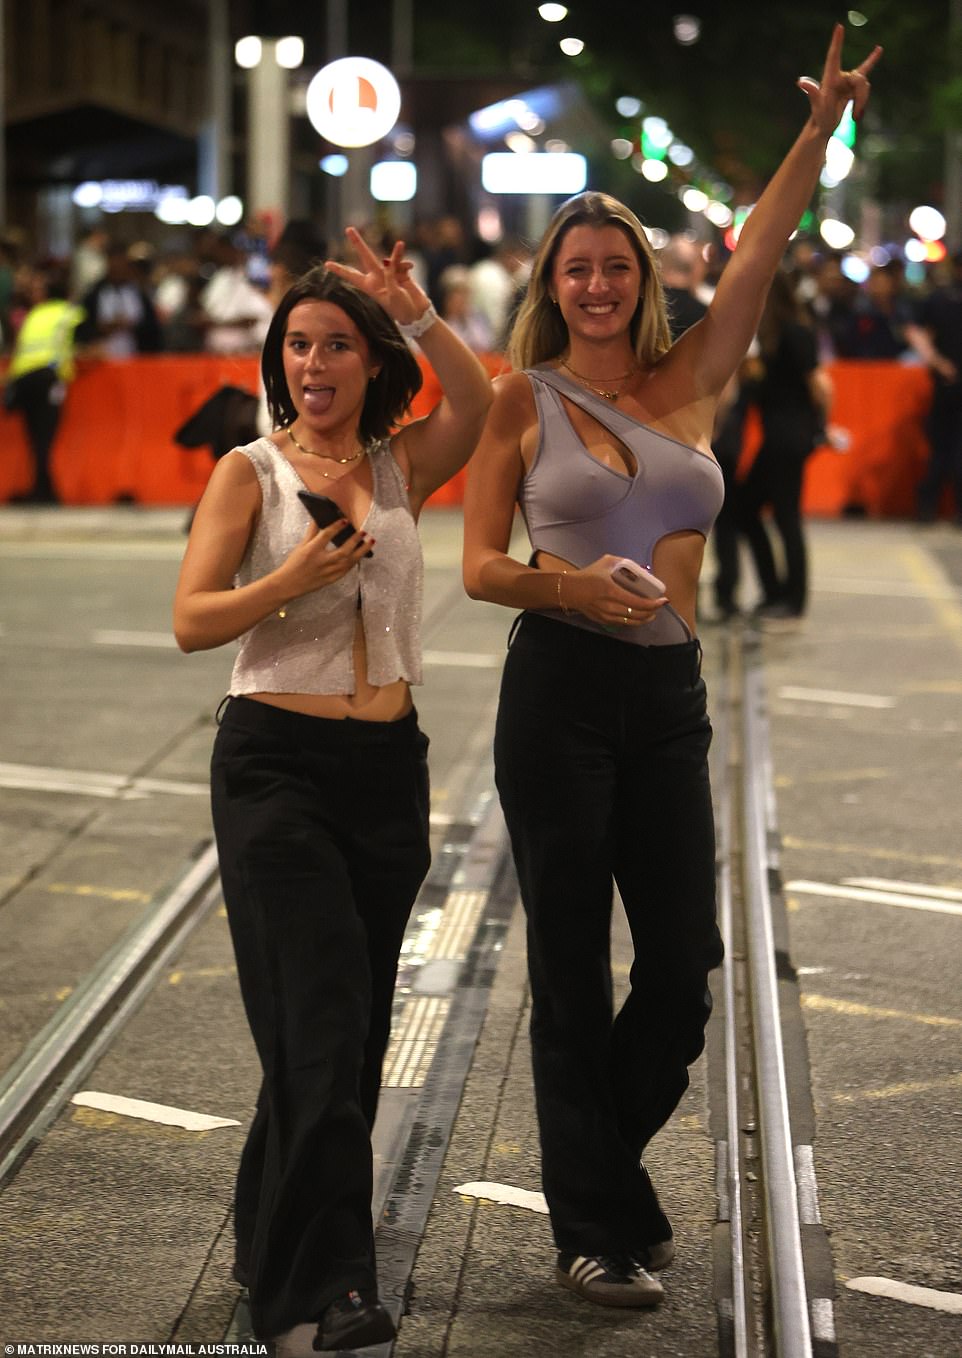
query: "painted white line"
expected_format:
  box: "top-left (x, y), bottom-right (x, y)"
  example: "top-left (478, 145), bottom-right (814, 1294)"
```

top-left (814, 577), bottom-right (961, 601)
top-left (0, 766), bottom-right (148, 800)
top-left (777, 686), bottom-right (896, 709)
top-left (846, 1275), bottom-right (962, 1315)
top-left (0, 542), bottom-right (185, 559)
top-left (786, 880), bottom-right (962, 918)
top-left (422, 649), bottom-right (502, 669)
top-left (71, 1090), bottom-right (240, 1130)
top-left (810, 1297), bottom-right (836, 1342)
top-left (454, 1180), bottom-right (548, 1214)
top-left (0, 761), bottom-right (207, 800)
top-left (92, 629), bottom-right (179, 648)
top-left (844, 877), bottom-right (962, 902)
top-left (793, 1145), bottom-right (822, 1224)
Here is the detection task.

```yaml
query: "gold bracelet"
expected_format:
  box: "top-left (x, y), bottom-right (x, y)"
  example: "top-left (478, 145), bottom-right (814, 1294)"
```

top-left (557, 570), bottom-right (569, 614)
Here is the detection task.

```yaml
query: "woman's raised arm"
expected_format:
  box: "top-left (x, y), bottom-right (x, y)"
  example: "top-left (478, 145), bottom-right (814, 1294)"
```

top-left (326, 227), bottom-right (492, 511)
top-left (674, 24), bottom-right (881, 396)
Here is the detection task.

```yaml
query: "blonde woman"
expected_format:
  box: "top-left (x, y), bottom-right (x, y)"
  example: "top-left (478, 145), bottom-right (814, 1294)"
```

top-left (463, 26), bottom-right (878, 1310)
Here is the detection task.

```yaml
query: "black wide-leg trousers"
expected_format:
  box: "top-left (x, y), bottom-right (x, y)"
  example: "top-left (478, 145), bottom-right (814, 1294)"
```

top-left (493, 614), bottom-right (723, 1258)
top-left (210, 697), bottom-right (430, 1338)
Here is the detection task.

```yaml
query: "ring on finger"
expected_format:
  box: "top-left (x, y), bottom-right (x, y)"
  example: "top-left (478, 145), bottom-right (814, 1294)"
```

top-left (626, 605), bottom-right (633, 617)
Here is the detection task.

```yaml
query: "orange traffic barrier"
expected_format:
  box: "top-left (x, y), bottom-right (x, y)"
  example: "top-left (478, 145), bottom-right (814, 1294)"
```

top-left (738, 361), bottom-right (933, 518)
top-left (0, 353), bottom-right (932, 517)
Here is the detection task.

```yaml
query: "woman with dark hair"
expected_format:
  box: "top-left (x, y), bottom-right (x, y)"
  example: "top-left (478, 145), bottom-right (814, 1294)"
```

top-left (738, 269), bottom-right (830, 620)
top-left (463, 27), bottom-right (878, 1310)
top-left (173, 227), bottom-right (491, 1355)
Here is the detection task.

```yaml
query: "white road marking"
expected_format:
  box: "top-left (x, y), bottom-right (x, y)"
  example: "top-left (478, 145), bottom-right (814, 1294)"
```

top-left (809, 1297), bottom-right (836, 1342)
top-left (91, 629), bottom-right (179, 648)
top-left (454, 1180), bottom-right (548, 1214)
top-left (0, 542), bottom-right (185, 559)
top-left (793, 1145), bottom-right (822, 1224)
top-left (846, 1275), bottom-right (962, 1315)
top-left (71, 1090), bottom-right (240, 1130)
top-left (422, 649), bottom-right (502, 668)
top-left (844, 877), bottom-right (962, 902)
top-left (786, 880), bottom-right (962, 917)
top-left (814, 577), bottom-right (960, 601)
top-left (0, 761), bottom-right (207, 800)
top-left (777, 686), bottom-right (896, 709)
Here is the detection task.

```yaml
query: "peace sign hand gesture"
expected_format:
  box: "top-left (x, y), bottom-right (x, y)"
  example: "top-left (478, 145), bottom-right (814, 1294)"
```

top-left (324, 225), bottom-right (430, 327)
top-left (797, 22), bottom-right (882, 136)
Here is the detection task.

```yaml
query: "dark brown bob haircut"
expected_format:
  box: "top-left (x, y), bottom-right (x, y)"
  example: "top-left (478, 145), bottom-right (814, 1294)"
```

top-left (261, 267), bottom-right (423, 444)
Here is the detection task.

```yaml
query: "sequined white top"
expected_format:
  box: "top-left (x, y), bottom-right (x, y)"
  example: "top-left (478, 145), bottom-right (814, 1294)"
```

top-left (228, 437), bottom-right (423, 695)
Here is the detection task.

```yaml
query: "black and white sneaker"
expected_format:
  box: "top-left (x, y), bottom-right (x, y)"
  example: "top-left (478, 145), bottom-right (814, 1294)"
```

top-left (631, 1238), bottom-right (675, 1272)
top-left (556, 1253), bottom-right (664, 1308)
top-left (312, 1290), bottom-right (396, 1351)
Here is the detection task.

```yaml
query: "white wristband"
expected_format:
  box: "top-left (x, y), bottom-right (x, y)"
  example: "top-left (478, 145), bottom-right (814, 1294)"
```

top-left (397, 302), bottom-right (438, 340)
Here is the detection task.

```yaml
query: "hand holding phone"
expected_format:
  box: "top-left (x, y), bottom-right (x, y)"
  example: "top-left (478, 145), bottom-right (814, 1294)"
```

top-left (297, 490), bottom-right (373, 557)
top-left (609, 557), bottom-right (666, 599)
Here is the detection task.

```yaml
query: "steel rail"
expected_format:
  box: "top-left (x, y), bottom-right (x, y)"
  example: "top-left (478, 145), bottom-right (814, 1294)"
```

top-left (0, 842), bottom-right (221, 1185)
top-left (740, 632), bottom-right (813, 1357)
top-left (716, 634), bottom-right (751, 1356)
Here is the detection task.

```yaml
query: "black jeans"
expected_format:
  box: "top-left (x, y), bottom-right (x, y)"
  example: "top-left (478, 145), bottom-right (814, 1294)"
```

top-left (8, 367), bottom-right (63, 502)
top-left (494, 614), bottom-right (722, 1258)
top-left (918, 386), bottom-right (962, 522)
top-left (210, 697), bottom-right (430, 1338)
top-left (737, 419), bottom-right (812, 613)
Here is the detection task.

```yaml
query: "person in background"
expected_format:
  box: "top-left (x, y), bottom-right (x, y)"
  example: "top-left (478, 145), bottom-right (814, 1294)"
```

top-left (0, 237), bottom-right (20, 347)
top-left (69, 225), bottom-right (108, 302)
top-left (808, 251), bottom-right (858, 360)
top-left (4, 264), bottom-right (85, 503)
top-left (253, 219), bottom-right (329, 438)
top-left (737, 269), bottom-right (830, 620)
top-left (76, 243), bottom-right (162, 356)
top-left (658, 236), bottom-right (708, 341)
top-left (437, 265), bottom-right (494, 353)
top-left (173, 227), bottom-right (491, 1356)
top-left (462, 25), bottom-right (877, 1311)
top-left (200, 233), bottom-right (274, 356)
top-left (905, 249), bottom-right (962, 525)
top-left (469, 237), bottom-right (531, 351)
top-left (840, 260), bottom-right (912, 359)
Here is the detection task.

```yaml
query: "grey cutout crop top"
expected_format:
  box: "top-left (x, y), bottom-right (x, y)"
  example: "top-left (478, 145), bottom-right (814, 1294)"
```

top-left (521, 365), bottom-right (725, 646)
top-left (228, 436), bottom-right (423, 695)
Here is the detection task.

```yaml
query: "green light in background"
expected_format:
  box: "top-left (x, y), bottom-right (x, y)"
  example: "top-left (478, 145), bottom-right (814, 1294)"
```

top-left (834, 102), bottom-right (857, 149)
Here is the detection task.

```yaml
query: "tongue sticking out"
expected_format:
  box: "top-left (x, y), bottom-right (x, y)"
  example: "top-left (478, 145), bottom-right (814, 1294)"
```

top-left (302, 386), bottom-right (335, 415)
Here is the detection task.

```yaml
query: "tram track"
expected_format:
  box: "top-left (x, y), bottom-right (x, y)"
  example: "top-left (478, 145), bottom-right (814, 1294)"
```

top-left (712, 626), bottom-right (835, 1358)
top-left (0, 569), bottom-right (839, 1355)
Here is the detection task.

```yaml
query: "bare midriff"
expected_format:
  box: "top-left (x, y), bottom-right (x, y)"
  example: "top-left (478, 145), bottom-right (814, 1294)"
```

top-left (535, 533), bottom-right (706, 638)
top-left (247, 614), bottom-right (413, 722)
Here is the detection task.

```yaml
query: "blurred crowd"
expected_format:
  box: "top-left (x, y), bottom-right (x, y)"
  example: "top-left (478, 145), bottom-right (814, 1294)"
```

top-left (0, 215), bottom-right (536, 362)
top-left (1, 213), bottom-right (960, 529)
top-left (0, 212), bottom-right (957, 367)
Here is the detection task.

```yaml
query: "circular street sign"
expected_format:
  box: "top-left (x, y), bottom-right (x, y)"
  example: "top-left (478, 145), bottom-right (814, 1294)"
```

top-left (306, 57), bottom-right (402, 149)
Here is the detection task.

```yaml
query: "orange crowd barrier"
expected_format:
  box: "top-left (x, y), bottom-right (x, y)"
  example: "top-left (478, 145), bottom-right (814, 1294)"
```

top-left (738, 360), bottom-right (933, 518)
top-left (0, 354), bottom-right (932, 517)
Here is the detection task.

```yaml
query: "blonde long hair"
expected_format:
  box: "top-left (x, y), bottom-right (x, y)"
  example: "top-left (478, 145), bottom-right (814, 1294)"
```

top-left (508, 192), bottom-right (672, 371)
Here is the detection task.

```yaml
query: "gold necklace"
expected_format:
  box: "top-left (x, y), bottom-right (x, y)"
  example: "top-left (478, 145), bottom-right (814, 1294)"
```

top-left (287, 425), bottom-right (365, 464)
top-left (561, 358), bottom-right (637, 402)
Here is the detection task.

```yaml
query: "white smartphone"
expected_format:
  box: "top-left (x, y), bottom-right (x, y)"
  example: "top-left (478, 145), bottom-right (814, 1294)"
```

top-left (609, 557), bottom-right (666, 599)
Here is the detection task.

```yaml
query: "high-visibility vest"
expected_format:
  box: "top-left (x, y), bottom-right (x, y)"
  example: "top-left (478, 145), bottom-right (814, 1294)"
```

top-left (8, 300), bottom-right (85, 383)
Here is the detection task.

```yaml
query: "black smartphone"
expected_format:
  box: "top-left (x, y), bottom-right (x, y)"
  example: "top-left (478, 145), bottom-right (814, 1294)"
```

top-left (297, 490), bottom-right (373, 557)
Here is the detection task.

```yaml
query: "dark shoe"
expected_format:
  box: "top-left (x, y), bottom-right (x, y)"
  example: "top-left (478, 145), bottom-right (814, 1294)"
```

top-left (232, 1260), bottom-right (249, 1288)
top-left (556, 1253), bottom-right (664, 1307)
top-left (755, 601), bottom-right (803, 622)
top-left (632, 1237), bottom-right (675, 1271)
top-left (313, 1290), bottom-right (396, 1351)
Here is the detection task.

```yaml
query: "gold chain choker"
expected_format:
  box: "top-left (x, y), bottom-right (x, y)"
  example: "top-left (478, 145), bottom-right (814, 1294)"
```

top-left (561, 359), bottom-right (637, 402)
top-left (287, 426), bottom-right (365, 463)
